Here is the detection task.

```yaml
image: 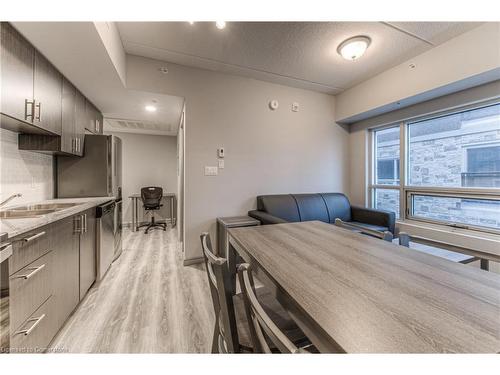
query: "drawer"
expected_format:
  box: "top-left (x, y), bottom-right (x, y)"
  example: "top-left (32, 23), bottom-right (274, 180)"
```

top-left (10, 251), bottom-right (53, 331)
top-left (9, 226), bottom-right (51, 275)
top-left (10, 296), bottom-right (58, 353)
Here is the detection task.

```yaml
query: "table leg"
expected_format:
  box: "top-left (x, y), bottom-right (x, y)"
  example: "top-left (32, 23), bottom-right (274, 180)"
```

top-left (480, 259), bottom-right (489, 271)
top-left (227, 241), bottom-right (238, 296)
top-left (131, 198), bottom-right (135, 232)
top-left (135, 197), bottom-right (139, 231)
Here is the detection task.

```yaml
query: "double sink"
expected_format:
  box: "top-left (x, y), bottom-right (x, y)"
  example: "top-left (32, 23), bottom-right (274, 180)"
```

top-left (0, 203), bottom-right (81, 219)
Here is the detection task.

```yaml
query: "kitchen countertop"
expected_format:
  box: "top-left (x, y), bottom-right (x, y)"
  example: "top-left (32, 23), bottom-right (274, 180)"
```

top-left (0, 197), bottom-right (115, 239)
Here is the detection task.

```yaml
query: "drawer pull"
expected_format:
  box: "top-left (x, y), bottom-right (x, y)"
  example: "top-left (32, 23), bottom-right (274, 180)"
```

top-left (15, 314), bottom-right (46, 336)
top-left (12, 264), bottom-right (46, 280)
top-left (23, 231), bottom-right (46, 243)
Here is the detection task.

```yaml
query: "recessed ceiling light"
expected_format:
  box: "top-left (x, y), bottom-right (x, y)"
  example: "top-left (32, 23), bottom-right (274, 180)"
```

top-left (188, 21), bottom-right (195, 25)
top-left (337, 36), bottom-right (371, 61)
top-left (215, 21), bottom-right (226, 30)
top-left (145, 105), bottom-right (157, 112)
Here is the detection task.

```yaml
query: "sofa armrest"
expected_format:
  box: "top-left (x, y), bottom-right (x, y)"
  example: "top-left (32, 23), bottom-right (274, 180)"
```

top-left (350, 205), bottom-right (396, 234)
top-left (248, 210), bottom-right (288, 225)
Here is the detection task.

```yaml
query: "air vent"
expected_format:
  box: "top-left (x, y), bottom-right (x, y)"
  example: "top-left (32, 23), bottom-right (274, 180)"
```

top-left (105, 118), bottom-right (178, 135)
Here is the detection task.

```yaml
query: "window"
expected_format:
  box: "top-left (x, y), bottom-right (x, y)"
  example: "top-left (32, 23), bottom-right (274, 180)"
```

top-left (407, 193), bottom-right (500, 231)
top-left (407, 104), bottom-right (500, 189)
top-left (463, 145), bottom-right (500, 187)
top-left (369, 102), bottom-right (500, 233)
top-left (370, 126), bottom-right (401, 218)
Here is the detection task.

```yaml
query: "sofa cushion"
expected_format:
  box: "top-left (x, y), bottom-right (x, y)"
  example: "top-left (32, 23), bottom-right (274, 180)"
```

top-left (292, 194), bottom-right (329, 223)
top-left (256, 194), bottom-right (300, 222)
top-left (320, 193), bottom-right (352, 223)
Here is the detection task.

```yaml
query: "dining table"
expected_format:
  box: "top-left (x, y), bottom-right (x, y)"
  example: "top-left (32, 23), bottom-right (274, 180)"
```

top-left (227, 220), bottom-right (500, 353)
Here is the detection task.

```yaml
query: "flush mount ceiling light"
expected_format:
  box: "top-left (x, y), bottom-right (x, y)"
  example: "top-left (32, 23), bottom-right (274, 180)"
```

top-left (337, 36), bottom-right (371, 61)
top-left (145, 105), bottom-right (157, 112)
top-left (215, 21), bottom-right (226, 30)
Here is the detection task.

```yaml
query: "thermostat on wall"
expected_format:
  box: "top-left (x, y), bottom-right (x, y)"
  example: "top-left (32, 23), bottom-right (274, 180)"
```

top-left (218, 147), bottom-right (225, 158)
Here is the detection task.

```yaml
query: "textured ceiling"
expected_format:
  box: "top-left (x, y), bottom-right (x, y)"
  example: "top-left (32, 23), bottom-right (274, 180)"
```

top-left (117, 22), bottom-right (482, 94)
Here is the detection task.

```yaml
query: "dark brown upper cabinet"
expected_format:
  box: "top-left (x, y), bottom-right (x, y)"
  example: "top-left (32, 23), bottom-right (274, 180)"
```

top-left (61, 77), bottom-right (77, 154)
top-left (0, 22), bottom-right (38, 133)
top-left (2, 22), bottom-right (104, 155)
top-left (85, 99), bottom-right (103, 135)
top-left (33, 50), bottom-right (62, 135)
top-left (0, 22), bottom-right (62, 135)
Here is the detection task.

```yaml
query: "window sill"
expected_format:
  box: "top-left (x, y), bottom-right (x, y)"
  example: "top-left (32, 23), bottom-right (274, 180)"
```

top-left (396, 219), bottom-right (500, 260)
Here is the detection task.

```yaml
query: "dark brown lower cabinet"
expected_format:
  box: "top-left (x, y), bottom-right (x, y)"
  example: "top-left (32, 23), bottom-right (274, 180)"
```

top-left (8, 210), bottom-right (97, 352)
top-left (51, 215), bottom-right (80, 329)
top-left (79, 208), bottom-right (96, 299)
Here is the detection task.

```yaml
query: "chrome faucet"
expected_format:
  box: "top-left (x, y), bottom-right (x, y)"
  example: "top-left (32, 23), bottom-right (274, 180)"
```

top-left (0, 193), bottom-right (22, 208)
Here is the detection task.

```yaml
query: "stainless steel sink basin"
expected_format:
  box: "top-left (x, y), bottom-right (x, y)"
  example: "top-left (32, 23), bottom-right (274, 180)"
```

top-left (0, 209), bottom-right (58, 219)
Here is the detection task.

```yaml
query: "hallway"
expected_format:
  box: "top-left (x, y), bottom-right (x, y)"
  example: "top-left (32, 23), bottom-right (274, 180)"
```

top-left (50, 228), bottom-right (214, 353)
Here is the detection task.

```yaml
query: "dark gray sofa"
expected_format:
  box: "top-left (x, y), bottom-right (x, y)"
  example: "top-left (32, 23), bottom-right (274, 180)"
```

top-left (248, 193), bottom-right (396, 234)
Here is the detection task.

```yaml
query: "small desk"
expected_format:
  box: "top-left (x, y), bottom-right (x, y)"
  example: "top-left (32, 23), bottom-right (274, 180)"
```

top-left (129, 193), bottom-right (176, 231)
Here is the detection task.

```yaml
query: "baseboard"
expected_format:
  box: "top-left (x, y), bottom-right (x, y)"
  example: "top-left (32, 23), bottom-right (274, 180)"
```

top-left (183, 257), bottom-right (204, 266)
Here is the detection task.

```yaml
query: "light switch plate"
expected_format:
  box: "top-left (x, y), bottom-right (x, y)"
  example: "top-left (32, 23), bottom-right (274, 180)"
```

top-left (218, 159), bottom-right (225, 169)
top-left (205, 166), bottom-right (218, 176)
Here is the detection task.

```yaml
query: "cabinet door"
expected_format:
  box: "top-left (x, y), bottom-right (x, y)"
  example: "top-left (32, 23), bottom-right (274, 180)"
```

top-left (33, 50), bottom-right (62, 135)
top-left (0, 22), bottom-right (34, 123)
top-left (75, 90), bottom-right (86, 155)
top-left (85, 99), bottom-right (97, 134)
top-left (61, 77), bottom-right (76, 154)
top-left (79, 209), bottom-right (96, 299)
top-left (51, 215), bottom-right (80, 328)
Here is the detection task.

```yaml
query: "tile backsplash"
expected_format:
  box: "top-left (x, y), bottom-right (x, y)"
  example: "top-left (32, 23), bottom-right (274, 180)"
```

top-left (0, 128), bottom-right (54, 206)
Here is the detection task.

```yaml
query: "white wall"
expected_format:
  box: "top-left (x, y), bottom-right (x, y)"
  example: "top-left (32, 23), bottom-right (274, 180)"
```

top-left (106, 131), bottom-right (178, 225)
top-left (336, 23), bottom-right (500, 123)
top-left (0, 128), bottom-right (54, 205)
top-left (125, 55), bottom-right (349, 261)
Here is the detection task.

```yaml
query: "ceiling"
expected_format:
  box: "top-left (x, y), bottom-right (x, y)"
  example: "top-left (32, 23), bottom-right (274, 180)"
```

top-left (117, 22), bottom-right (482, 94)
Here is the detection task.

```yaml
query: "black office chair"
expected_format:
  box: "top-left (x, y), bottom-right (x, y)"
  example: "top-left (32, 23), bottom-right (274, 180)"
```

top-left (139, 187), bottom-right (167, 234)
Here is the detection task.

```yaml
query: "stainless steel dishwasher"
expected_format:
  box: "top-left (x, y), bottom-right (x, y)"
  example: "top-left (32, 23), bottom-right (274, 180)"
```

top-left (96, 200), bottom-right (115, 281)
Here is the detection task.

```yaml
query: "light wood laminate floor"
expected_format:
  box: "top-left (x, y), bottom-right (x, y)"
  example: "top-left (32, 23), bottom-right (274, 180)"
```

top-left (50, 228), bottom-right (214, 353)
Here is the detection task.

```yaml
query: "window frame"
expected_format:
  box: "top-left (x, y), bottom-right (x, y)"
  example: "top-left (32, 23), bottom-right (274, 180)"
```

top-left (368, 100), bottom-right (500, 235)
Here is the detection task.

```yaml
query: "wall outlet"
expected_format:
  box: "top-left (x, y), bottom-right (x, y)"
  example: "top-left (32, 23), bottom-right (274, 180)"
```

top-left (204, 166), bottom-right (218, 176)
top-left (218, 159), bottom-right (225, 169)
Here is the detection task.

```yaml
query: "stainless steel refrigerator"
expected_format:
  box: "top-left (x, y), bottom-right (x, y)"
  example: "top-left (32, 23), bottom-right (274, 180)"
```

top-left (57, 134), bottom-right (123, 260)
top-left (57, 134), bottom-right (122, 199)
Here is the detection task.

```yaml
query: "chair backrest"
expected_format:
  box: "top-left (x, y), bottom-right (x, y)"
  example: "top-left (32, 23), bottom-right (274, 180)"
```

top-left (334, 218), bottom-right (393, 242)
top-left (141, 186), bottom-right (163, 208)
top-left (237, 263), bottom-right (305, 354)
top-left (200, 232), bottom-right (239, 353)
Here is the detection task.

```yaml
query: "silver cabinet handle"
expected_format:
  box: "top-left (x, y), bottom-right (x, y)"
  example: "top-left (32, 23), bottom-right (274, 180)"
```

top-left (23, 231), bottom-right (46, 243)
top-left (78, 138), bottom-right (81, 153)
top-left (76, 138), bottom-right (79, 153)
top-left (25, 99), bottom-right (35, 121)
top-left (12, 264), bottom-right (45, 280)
top-left (84, 213), bottom-right (87, 233)
top-left (71, 138), bottom-right (75, 153)
top-left (74, 215), bottom-right (82, 233)
top-left (15, 314), bottom-right (45, 336)
top-left (35, 101), bottom-right (42, 122)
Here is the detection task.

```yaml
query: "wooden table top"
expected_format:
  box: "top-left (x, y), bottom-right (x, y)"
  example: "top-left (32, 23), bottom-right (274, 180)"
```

top-left (228, 221), bottom-right (500, 353)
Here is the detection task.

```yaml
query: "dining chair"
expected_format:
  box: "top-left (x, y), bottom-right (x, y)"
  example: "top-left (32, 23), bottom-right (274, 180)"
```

top-left (200, 232), bottom-right (316, 353)
top-left (334, 218), bottom-right (393, 242)
top-left (200, 232), bottom-right (242, 353)
top-left (237, 263), bottom-right (317, 353)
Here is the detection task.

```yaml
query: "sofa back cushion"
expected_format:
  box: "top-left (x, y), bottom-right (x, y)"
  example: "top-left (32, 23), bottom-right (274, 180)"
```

top-left (320, 193), bottom-right (352, 223)
top-left (293, 194), bottom-right (329, 223)
top-left (257, 194), bottom-right (300, 222)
